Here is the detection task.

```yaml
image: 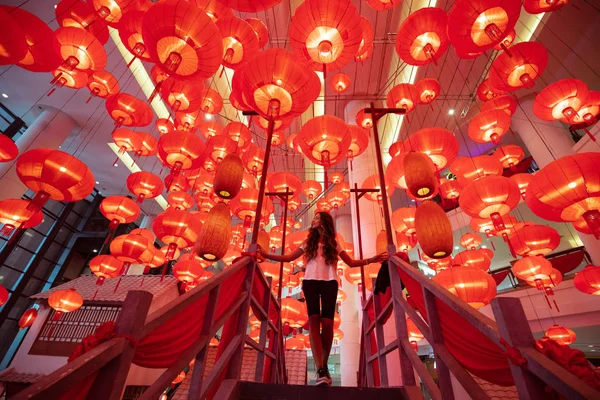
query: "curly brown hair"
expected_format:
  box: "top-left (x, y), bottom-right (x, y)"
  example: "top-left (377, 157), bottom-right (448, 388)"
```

top-left (304, 212), bottom-right (339, 266)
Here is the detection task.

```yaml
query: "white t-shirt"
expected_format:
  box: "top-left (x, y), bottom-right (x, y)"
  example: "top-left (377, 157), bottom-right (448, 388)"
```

top-left (300, 240), bottom-right (344, 281)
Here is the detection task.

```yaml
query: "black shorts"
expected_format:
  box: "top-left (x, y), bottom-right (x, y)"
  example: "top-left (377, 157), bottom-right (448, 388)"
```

top-left (302, 279), bottom-right (338, 320)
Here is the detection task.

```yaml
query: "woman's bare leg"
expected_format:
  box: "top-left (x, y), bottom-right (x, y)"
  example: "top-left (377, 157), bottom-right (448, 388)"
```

top-left (320, 317), bottom-right (334, 367)
top-left (308, 314), bottom-right (324, 369)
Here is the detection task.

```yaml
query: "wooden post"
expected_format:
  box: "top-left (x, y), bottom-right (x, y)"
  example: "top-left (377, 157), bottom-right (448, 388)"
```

top-left (226, 261), bottom-right (256, 379)
top-left (372, 288), bottom-right (389, 387)
top-left (361, 307), bottom-right (375, 387)
top-left (388, 258), bottom-right (417, 387)
top-left (423, 288), bottom-right (455, 400)
top-left (88, 290), bottom-right (153, 400)
top-left (188, 285), bottom-right (221, 399)
top-left (491, 297), bottom-right (547, 400)
top-left (255, 277), bottom-right (273, 381)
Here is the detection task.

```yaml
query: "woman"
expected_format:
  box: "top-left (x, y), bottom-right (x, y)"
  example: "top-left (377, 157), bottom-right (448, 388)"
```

top-left (257, 211), bottom-right (385, 386)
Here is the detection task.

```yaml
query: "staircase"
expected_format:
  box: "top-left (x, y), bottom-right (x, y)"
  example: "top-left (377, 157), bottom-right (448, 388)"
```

top-left (219, 381), bottom-right (416, 400)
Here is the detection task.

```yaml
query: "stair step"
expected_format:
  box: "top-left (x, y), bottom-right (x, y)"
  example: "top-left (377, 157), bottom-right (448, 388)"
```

top-left (238, 382), bottom-right (406, 400)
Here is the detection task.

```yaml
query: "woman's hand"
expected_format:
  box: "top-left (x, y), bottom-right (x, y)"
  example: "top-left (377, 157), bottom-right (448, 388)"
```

top-left (369, 253), bottom-right (388, 264)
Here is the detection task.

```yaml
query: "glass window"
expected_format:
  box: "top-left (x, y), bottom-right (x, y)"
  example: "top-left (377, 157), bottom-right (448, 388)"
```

top-left (33, 258), bottom-right (56, 281)
top-left (4, 246), bottom-right (34, 272)
top-left (22, 276), bottom-right (44, 297)
top-left (44, 200), bottom-right (65, 217)
top-left (45, 242), bottom-right (65, 263)
top-left (34, 215), bottom-right (56, 236)
top-left (8, 295), bottom-right (33, 320)
top-left (18, 230), bottom-right (46, 250)
top-left (65, 212), bottom-right (81, 229)
top-left (0, 267), bottom-right (22, 290)
top-left (55, 227), bottom-right (73, 245)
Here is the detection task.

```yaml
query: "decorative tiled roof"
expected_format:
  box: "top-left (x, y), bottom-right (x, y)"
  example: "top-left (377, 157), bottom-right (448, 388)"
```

top-left (285, 349), bottom-right (307, 385)
top-left (0, 368), bottom-right (45, 384)
top-left (472, 374), bottom-right (519, 399)
top-left (30, 275), bottom-right (178, 303)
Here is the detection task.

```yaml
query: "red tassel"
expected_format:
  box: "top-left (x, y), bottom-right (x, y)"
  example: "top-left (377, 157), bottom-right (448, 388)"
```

top-left (92, 289), bottom-right (98, 300)
top-left (553, 300), bottom-right (560, 312)
top-left (491, 241), bottom-right (496, 251)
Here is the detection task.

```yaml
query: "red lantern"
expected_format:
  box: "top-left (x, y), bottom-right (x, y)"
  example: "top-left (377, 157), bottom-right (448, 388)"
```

top-left (160, 78), bottom-right (206, 113)
top-left (460, 233), bottom-right (482, 250)
top-left (246, 18), bottom-right (269, 48)
top-left (389, 141), bottom-right (403, 158)
top-left (489, 42), bottom-right (548, 91)
top-left (302, 180), bottom-right (322, 200)
top-left (168, 191), bottom-right (194, 211)
top-left (86, 70), bottom-right (119, 103)
top-left (205, 135), bottom-right (237, 166)
top-left (450, 155), bottom-right (503, 187)
top-left (48, 288), bottom-right (83, 317)
top-left (533, 79), bottom-right (591, 135)
top-left (19, 308), bottom-right (38, 330)
top-left (137, 132), bottom-right (158, 157)
top-left (386, 83), bottom-right (419, 115)
top-left (509, 173), bottom-right (532, 199)
top-left (329, 172), bottom-right (345, 185)
top-left (574, 265), bottom-right (600, 295)
top-left (199, 89), bottom-right (224, 115)
top-left (508, 224), bottom-right (560, 257)
top-left (199, 121), bottom-right (223, 141)
top-left (127, 171), bottom-right (163, 203)
top-left (433, 267), bottom-right (496, 309)
top-left (194, 0), bottom-right (233, 22)
top-left (100, 196), bottom-right (140, 229)
top-left (152, 210), bottom-right (202, 261)
top-left (8, 6), bottom-right (62, 72)
top-left (459, 175), bottom-right (521, 231)
top-left (415, 201), bottom-right (454, 259)
top-left (141, 1), bottom-right (222, 80)
top-left (545, 324), bottom-right (576, 345)
top-left (110, 232), bottom-right (156, 273)
top-left (468, 109), bottom-right (511, 144)
top-left (575, 90), bottom-right (600, 126)
top-left (223, 122), bottom-right (253, 153)
top-left (385, 153), bottom-right (410, 189)
top-left (406, 317), bottom-right (425, 350)
top-left (217, 0), bottom-right (282, 12)
top-left (470, 217), bottom-right (496, 237)
top-left (492, 144), bottom-right (525, 169)
top-left (106, 93), bottom-right (153, 129)
top-left (237, 48), bottom-right (320, 119)
top-left (481, 95), bottom-right (517, 116)
top-left (493, 28), bottom-right (516, 51)
top-left (117, 10), bottom-right (151, 63)
top-left (525, 153), bottom-right (600, 238)
top-left (325, 187), bottom-right (348, 210)
top-left (513, 256), bottom-right (553, 285)
top-left (267, 172), bottom-right (302, 197)
top-left (453, 249), bottom-right (491, 271)
top-left (395, 7), bottom-right (449, 66)
top-left (242, 145), bottom-right (265, 177)
top-left (447, 0), bottom-right (521, 55)
top-left (92, 0), bottom-right (136, 26)
top-left (524, 0), bottom-right (568, 14)
top-left (361, 175), bottom-right (395, 203)
top-left (297, 115), bottom-right (351, 167)
top-left (89, 255), bottom-right (124, 285)
top-left (477, 78), bottom-right (507, 101)
top-left (366, 0), bottom-right (400, 11)
top-left (229, 188), bottom-right (274, 229)
top-left (402, 127), bottom-right (458, 170)
top-left (217, 17), bottom-right (259, 70)
top-left (289, 0), bottom-right (362, 72)
top-left (158, 132), bottom-right (206, 175)
top-left (416, 78), bottom-right (441, 105)
top-left (112, 128), bottom-right (145, 159)
top-left (55, 27), bottom-right (106, 72)
top-left (356, 16), bottom-right (374, 62)
top-left (16, 148), bottom-right (94, 210)
top-left (0, 135), bottom-right (18, 162)
top-left (330, 73), bottom-right (351, 94)
top-left (0, 9), bottom-right (27, 65)
top-left (214, 154), bottom-right (244, 200)
top-left (403, 152), bottom-right (438, 200)
top-left (439, 179), bottom-right (462, 200)
top-left (356, 109), bottom-right (374, 129)
top-left (195, 202), bottom-right (232, 261)
top-left (0, 199), bottom-right (43, 236)
top-left (173, 259), bottom-right (207, 285)
top-left (0, 285), bottom-right (7, 306)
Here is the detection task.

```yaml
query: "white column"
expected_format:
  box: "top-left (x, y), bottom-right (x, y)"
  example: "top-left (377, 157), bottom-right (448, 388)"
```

top-left (345, 100), bottom-right (403, 386)
top-left (0, 107), bottom-right (78, 200)
top-left (514, 96), bottom-right (600, 264)
top-left (337, 212), bottom-right (361, 386)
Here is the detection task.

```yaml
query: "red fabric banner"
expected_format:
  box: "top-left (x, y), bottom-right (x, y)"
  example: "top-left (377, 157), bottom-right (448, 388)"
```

top-left (491, 270), bottom-right (511, 286)
top-left (396, 265), bottom-right (515, 386)
top-left (549, 250), bottom-right (586, 275)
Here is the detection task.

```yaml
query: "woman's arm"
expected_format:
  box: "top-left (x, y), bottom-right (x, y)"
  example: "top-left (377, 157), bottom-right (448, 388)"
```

top-left (257, 246), bottom-right (305, 263)
top-left (339, 250), bottom-right (387, 268)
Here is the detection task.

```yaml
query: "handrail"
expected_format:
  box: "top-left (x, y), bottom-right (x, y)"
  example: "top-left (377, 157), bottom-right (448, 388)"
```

top-left (358, 253), bottom-right (600, 400)
top-left (13, 256), bottom-right (286, 400)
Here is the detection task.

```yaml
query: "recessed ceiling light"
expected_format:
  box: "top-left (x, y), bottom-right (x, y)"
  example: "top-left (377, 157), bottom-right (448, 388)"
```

top-left (482, 245), bottom-right (487, 248)
top-left (204, 114), bottom-right (213, 120)
top-left (454, 246), bottom-right (459, 250)
top-left (93, 249), bottom-right (98, 253)
top-left (592, 350), bottom-right (596, 352)
top-left (589, 345), bottom-right (594, 348)
top-left (113, 162), bottom-right (118, 167)
top-left (1, 93), bottom-right (7, 98)
top-left (54, 4), bottom-right (57, 9)
top-left (448, 109), bottom-right (455, 116)
top-left (95, 181), bottom-right (100, 185)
